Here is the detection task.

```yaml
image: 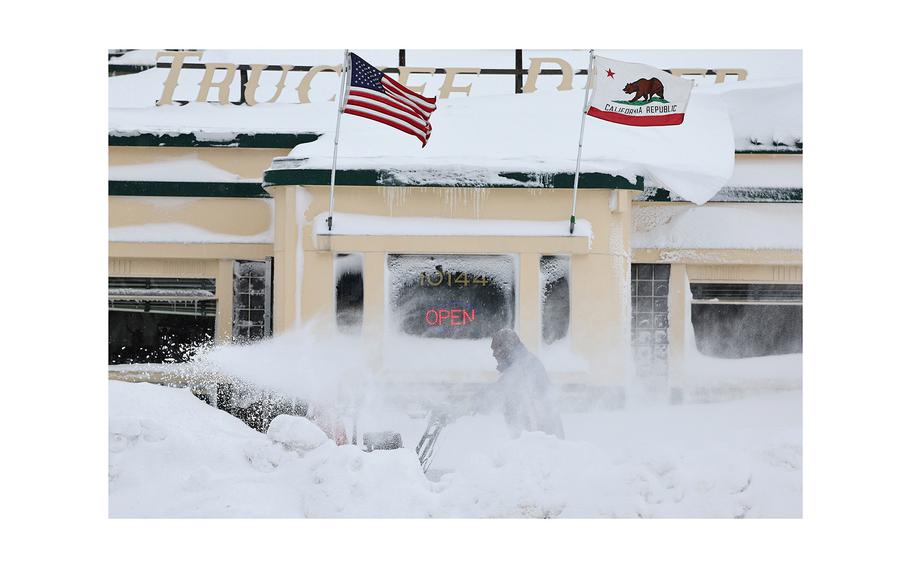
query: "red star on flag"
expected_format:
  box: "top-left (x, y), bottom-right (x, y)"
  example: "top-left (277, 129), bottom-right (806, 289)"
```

top-left (606, 68), bottom-right (615, 78)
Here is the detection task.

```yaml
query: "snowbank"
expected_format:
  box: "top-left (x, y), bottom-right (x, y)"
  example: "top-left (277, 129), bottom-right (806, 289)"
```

top-left (109, 381), bottom-right (434, 517)
top-left (266, 415), bottom-right (329, 453)
top-left (109, 380), bottom-right (801, 518)
top-left (633, 203), bottom-right (802, 250)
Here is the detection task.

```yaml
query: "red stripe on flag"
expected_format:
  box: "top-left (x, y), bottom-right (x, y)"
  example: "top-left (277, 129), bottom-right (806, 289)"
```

top-left (348, 88), bottom-right (422, 119)
top-left (347, 88), bottom-right (429, 127)
top-left (381, 78), bottom-right (436, 114)
top-left (344, 106), bottom-right (427, 138)
top-left (378, 82), bottom-right (433, 120)
top-left (346, 97), bottom-right (430, 134)
top-left (586, 107), bottom-right (686, 127)
top-left (343, 108), bottom-right (428, 146)
top-left (382, 74), bottom-right (437, 105)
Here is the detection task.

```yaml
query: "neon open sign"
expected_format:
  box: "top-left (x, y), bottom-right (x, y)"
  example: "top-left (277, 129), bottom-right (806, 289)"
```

top-left (425, 308), bottom-right (477, 326)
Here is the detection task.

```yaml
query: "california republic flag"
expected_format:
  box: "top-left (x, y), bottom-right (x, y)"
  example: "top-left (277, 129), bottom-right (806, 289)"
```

top-left (586, 56), bottom-right (694, 127)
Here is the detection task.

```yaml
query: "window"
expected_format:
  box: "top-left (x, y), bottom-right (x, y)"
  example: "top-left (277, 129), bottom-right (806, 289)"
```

top-left (540, 255), bottom-right (570, 344)
top-left (335, 253), bottom-right (364, 333)
top-left (108, 277), bottom-right (216, 364)
top-left (631, 264), bottom-right (671, 377)
top-left (388, 254), bottom-right (515, 339)
top-left (690, 283), bottom-right (802, 358)
top-left (233, 260), bottom-right (273, 342)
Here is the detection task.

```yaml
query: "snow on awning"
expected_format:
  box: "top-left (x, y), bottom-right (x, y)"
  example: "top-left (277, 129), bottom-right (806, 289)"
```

top-left (109, 288), bottom-right (215, 300)
top-left (313, 212), bottom-right (593, 238)
top-left (633, 203), bottom-right (802, 250)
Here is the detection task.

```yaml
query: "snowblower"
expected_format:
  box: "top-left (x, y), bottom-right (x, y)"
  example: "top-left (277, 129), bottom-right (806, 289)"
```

top-left (415, 410), bottom-right (450, 473)
top-left (358, 408), bottom-right (451, 473)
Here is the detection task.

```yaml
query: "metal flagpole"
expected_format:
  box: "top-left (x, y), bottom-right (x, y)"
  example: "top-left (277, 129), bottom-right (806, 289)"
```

top-left (569, 49), bottom-right (596, 234)
top-left (327, 50), bottom-right (350, 232)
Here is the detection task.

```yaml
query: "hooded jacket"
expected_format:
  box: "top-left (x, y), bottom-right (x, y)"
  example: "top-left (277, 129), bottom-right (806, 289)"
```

top-left (490, 329), bottom-right (565, 439)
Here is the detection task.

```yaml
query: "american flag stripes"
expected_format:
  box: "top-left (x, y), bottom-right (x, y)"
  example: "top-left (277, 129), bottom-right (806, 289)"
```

top-left (343, 52), bottom-right (437, 147)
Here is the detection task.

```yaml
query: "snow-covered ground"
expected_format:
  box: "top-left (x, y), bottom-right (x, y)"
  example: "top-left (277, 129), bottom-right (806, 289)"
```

top-left (109, 379), bottom-right (801, 518)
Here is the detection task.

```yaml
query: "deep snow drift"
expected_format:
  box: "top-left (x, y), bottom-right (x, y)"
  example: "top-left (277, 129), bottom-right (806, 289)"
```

top-left (109, 378), bottom-right (801, 518)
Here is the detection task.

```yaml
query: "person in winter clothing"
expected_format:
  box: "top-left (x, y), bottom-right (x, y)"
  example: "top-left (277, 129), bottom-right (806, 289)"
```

top-left (489, 328), bottom-right (565, 439)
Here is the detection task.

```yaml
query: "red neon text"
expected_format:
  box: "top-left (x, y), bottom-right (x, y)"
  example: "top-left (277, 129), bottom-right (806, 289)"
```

top-left (425, 308), bottom-right (476, 326)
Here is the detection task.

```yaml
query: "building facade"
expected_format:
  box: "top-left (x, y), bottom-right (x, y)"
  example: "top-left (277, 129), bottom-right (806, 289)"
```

top-left (109, 49), bottom-right (802, 401)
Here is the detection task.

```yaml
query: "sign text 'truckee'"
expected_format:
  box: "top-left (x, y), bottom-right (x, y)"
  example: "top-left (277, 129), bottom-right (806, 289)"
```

top-left (156, 51), bottom-right (748, 106)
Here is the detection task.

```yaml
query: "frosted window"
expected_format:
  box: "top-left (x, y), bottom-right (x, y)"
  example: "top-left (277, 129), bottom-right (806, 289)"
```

top-left (690, 283), bottom-right (802, 358)
top-left (233, 260), bottom-right (271, 341)
top-left (631, 263), bottom-right (670, 377)
top-left (388, 254), bottom-right (515, 339)
top-left (540, 255), bottom-right (570, 344)
top-left (335, 254), bottom-right (364, 333)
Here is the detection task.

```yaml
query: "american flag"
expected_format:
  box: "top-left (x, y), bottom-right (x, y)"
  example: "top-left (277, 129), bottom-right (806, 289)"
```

top-left (343, 52), bottom-right (437, 147)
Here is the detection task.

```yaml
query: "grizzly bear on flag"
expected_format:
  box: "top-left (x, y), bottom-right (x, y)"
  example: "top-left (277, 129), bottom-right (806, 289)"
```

top-left (623, 77), bottom-right (665, 102)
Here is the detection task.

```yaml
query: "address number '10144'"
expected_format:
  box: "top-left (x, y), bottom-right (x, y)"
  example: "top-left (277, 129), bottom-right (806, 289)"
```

top-left (419, 270), bottom-right (489, 287)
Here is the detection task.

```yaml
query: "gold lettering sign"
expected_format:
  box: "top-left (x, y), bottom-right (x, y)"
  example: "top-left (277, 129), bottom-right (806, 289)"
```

top-left (523, 57), bottom-right (575, 93)
top-left (395, 67), bottom-right (436, 95)
top-left (439, 67), bottom-right (481, 99)
top-left (196, 63), bottom-right (236, 104)
top-left (154, 51), bottom-right (748, 105)
top-left (296, 64), bottom-right (342, 103)
top-left (245, 64), bottom-right (294, 105)
top-left (156, 50), bottom-right (202, 105)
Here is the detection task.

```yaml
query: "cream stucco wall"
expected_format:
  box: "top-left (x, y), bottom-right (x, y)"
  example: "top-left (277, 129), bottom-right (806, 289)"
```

top-left (266, 183), bottom-right (634, 386)
top-left (109, 196), bottom-right (274, 239)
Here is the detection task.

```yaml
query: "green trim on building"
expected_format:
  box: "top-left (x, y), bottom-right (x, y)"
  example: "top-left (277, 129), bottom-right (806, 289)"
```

top-left (108, 131), bottom-right (801, 155)
top-left (107, 180), bottom-right (801, 203)
top-left (109, 180), bottom-right (271, 198)
top-left (635, 187), bottom-right (802, 203)
top-left (263, 166), bottom-right (643, 190)
top-left (109, 132), bottom-right (322, 149)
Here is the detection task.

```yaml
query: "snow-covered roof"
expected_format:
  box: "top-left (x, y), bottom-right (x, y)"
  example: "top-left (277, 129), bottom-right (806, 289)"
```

top-left (265, 89), bottom-right (733, 204)
top-left (718, 80), bottom-right (802, 150)
top-left (632, 203), bottom-right (802, 250)
top-left (635, 153), bottom-right (802, 202)
top-left (109, 50), bottom-right (801, 204)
